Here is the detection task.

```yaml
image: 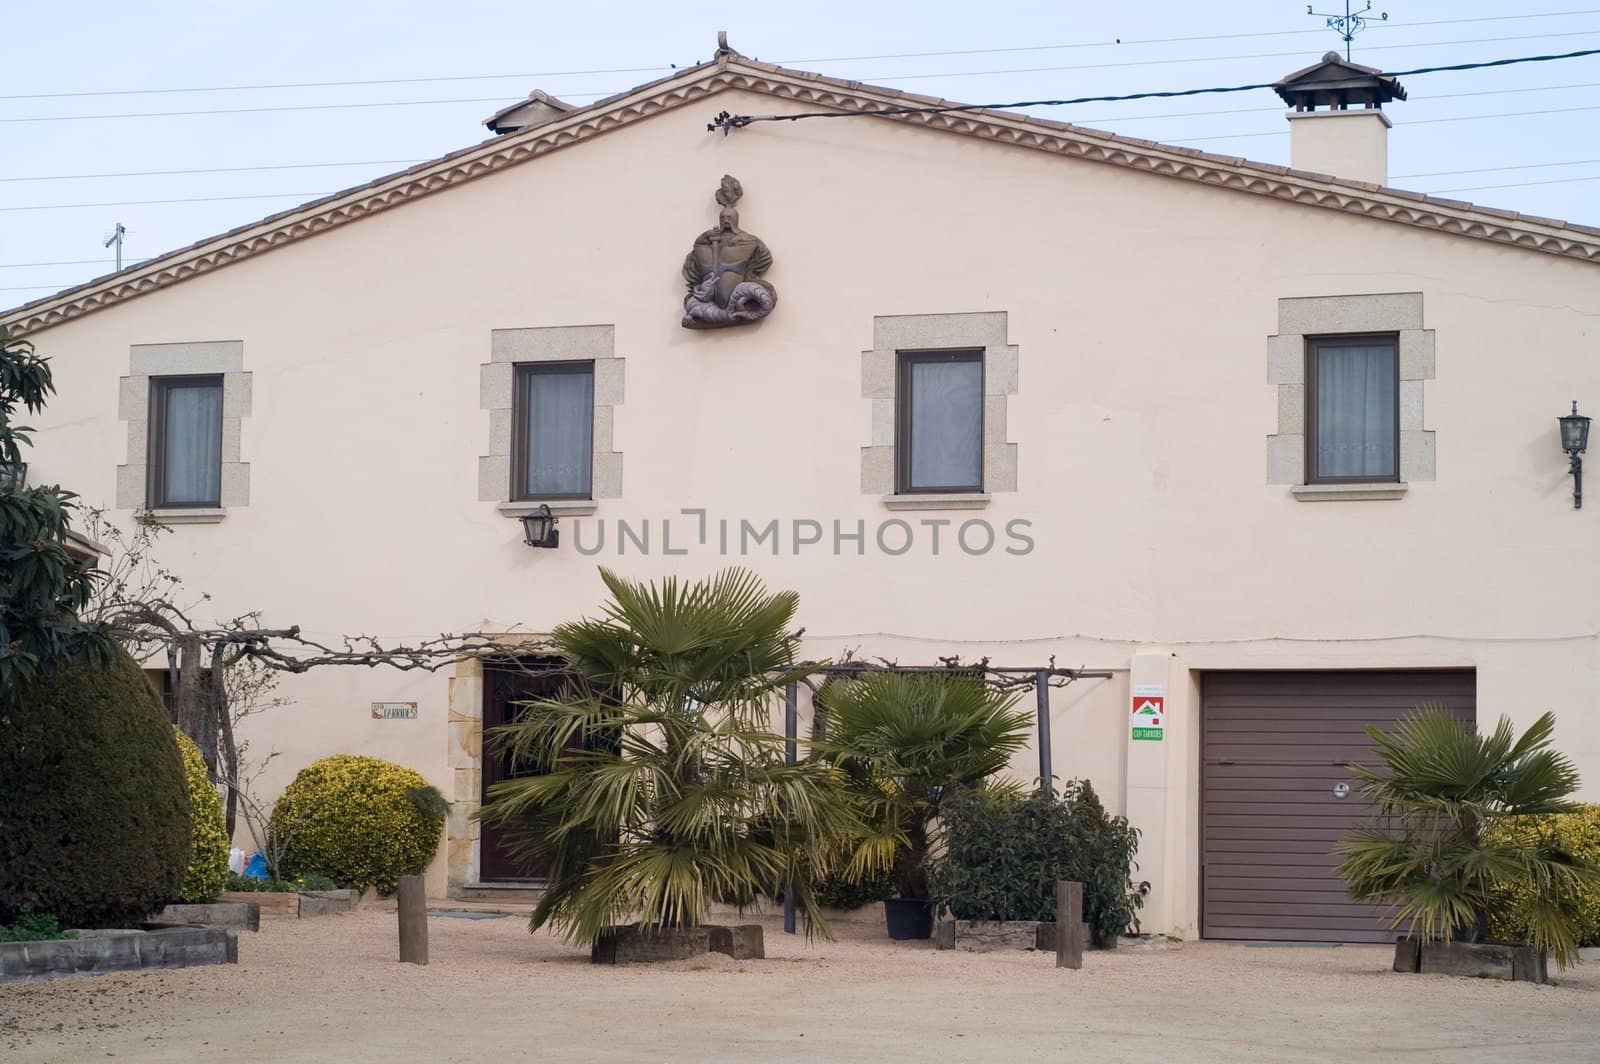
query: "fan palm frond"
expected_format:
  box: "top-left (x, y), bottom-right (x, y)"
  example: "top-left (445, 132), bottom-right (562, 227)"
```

top-left (1335, 707), bottom-right (1598, 966)
top-left (477, 568), bottom-right (859, 945)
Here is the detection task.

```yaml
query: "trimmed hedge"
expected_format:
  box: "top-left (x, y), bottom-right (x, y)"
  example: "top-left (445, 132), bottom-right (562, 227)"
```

top-left (1490, 804), bottom-right (1600, 949)
top-left (925, 781), bottom-right (1142, 946)
top-left (0, 649), bottom-right (190, 927)
top-left (175, 728), bottom-right (230, 903)
top-left (271, 755), bottom-right (446, 893)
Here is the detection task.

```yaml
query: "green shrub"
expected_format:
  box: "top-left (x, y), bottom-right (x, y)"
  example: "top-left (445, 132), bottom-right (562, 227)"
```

top-left (174, 728), bottom-right (230, 903)
top-left (271, 755), bottom-right (446, 893)
top-left (0, 907), bottom-right (75, 943)
top-left (0, 648), bottom-right (190, 928)
top-left (926, 781), bottom-right (1142, 945)
top-left (1489, 804), bottom-right (1600, 949)
top-left (812, 864), bottom-right (898, 910)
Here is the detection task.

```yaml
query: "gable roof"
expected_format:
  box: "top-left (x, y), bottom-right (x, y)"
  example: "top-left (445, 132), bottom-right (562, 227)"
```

top-left (6, 50), bottom-right (1600, 335)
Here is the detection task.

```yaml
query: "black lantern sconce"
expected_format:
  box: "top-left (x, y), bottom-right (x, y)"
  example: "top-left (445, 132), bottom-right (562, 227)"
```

top-left (0, 461), bottom-right (26, 491)
top-left (519, 504), bottom-right (560, 549)
top-left (1558, 401), bottom-right (1591, 509)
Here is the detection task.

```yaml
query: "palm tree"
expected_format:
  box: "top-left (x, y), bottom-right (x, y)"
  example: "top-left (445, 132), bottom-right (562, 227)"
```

top-left (818, 671), bottom-right (1032, 901)
top-left (479, 568), bottom-right (858, 945)
top-left (1334, 707), bottom-right (1598, 965)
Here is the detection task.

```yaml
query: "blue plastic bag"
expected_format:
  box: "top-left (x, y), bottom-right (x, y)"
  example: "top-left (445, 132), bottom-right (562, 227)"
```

top-left (244, 851), bottom-right (270, 879)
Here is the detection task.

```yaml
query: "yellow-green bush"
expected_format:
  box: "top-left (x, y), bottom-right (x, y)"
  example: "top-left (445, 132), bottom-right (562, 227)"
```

top-left (175, 729), bottom-right (231, 903)
top-left (271, 756), bottom-right (446, 893)
top-left (1489, 804), bottom-right (1600, 948)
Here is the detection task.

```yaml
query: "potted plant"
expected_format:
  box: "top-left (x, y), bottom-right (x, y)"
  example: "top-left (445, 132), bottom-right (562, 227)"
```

top-left (819, 671), bottom-right (1031, 940)
top-left (479, 568), bottom-right (858, 959)
top-left (1335, 708), bottom-right (1599, 978)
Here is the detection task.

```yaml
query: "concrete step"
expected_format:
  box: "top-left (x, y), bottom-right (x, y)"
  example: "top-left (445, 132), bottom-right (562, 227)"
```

top-left (456, 882), bottom-right (545, 904)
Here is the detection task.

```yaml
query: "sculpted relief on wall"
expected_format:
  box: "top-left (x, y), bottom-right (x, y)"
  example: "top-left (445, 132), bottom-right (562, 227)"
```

top-left (681, 175), bottom-right (777, 330)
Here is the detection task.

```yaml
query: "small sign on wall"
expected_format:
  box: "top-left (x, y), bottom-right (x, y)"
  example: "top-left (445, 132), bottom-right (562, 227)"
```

top-left (372, 702), bottom-right (418, 720)
top-left (1131, 684), bottom-right (1165, 742)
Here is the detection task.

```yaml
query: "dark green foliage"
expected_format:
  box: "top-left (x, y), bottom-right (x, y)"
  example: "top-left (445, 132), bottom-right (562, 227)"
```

top-left (1335, 708), bottom-right (1598, 966)
top-left (481, 568), bottom-right (858, 944)
top-left (0, 327), bottom-right (115, 705)
top-left (812, 864), bottom-right (898, 910)
top-left (926, 781), bottom-right (1143, 945)
top-left (0, 907), bottom-right (74, 942)
top-left (405, 784), bottom-right (451, 825)
top-left (0, 648), bottom-right (191, 927)
top-left (223, 872), bottom-right (336, 893)
top-left (817, 671), bottom-right (1032, 900)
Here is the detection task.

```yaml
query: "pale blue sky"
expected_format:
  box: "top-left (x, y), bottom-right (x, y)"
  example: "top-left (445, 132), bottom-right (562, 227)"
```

top-left (3, 1), bottom-right (1598, 308)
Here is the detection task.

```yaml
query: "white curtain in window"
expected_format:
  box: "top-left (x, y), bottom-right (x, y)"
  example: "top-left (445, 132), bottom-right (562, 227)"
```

top-left (162, 383), bottom-right (223, 505)
top-left (1316, 343), bottom-right (1396, 479)
top-left (526, 369), bottom-right (593, 496)
top-left (910, 360), bottom-right (982, 489)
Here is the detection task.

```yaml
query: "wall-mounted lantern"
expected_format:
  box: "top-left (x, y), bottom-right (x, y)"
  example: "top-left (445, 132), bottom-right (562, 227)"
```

top-left (1558, 401), bottom-right (1591, 509)
top-left (520, 504), bottom-right (560, 549)
top-left (0, 461), bottom-right (26, 491)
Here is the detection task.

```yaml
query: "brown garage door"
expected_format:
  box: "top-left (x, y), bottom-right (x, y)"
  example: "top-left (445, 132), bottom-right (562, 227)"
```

top-left (1202, 670), bottom-right (1475, 943)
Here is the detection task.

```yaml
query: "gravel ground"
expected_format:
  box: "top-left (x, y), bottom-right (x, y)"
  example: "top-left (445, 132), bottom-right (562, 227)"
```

top-left (2, 908), bottom-right (1597, 1063)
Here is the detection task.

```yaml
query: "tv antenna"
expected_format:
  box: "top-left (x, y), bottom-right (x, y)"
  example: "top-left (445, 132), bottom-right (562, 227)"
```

top-left (103, 222), bottom-right (127, 271)
top-left (1307, 0), bottom-right (1387, 61)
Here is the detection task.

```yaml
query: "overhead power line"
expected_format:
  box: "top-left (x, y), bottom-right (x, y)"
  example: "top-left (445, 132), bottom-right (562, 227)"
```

top-left (9, 32), bottom-right (1600, 124)
top-left (0, 192), bottom-right (326, 214)
top-left (858, 30), bottom-right (1600, 83)
top-left (11, 38), bottom-right (1600, 128)
top-left (1394, 157), bottom-right (1600, 178)
top-left (1171, 102), bottom-right (1600, 143)
top-left (1433, 174), bottom-right (1600, 193)
top-left (0, 160), bottom-right (425, 183)
top-left (709, 47), bottom-right (1600, 131)
top-left (5, 81), bottom-right (1596, 186)
top-left (0, 258), bottom-right (150, 270)
top-left (6, 104), bottom-right (1598, 215)
top-left (0, 96), bottom-right (527, 125)
top-left (780, 10), bottom-right (1600, 63)
top-left (5, 9), bottom-right (1596, 101)
top-left (1072, 79), bottom-right (1600, 125)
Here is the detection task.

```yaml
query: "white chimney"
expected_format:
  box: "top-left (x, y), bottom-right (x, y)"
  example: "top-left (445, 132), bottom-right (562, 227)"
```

top-left (1274, 52), bottom-right (1406, 186)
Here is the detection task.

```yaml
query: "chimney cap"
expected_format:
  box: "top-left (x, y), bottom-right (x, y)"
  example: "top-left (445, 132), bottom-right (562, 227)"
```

top-left (483, 89), bottom-right (578, 135)
top-left (1274, 52), bottom-right (1406, 111)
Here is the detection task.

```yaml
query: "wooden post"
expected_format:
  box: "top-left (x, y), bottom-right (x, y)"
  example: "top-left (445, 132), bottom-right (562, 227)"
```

top-left (397, 874), bottom-right (428, 965)
top-left (1055, 881), bottom-right (1084, 970)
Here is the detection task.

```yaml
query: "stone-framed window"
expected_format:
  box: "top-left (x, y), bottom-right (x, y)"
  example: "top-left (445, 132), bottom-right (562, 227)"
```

top-left (861, 312), bottom-right (1018, 510)
top-left (480, 325), bottom-right (624, 518)
top-left (116, 341), bottom-right (251, 523)
top-left (1267, 293), bottom-right (1435, 501)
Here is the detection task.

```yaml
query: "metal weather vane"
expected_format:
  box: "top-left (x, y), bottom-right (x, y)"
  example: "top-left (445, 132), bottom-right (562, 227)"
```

top-left (1307, 0), bottom-right (1387, 61)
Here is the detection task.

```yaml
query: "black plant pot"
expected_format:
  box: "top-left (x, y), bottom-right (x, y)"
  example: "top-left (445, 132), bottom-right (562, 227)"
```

top-left (884, 897), bottom-right (934, 940)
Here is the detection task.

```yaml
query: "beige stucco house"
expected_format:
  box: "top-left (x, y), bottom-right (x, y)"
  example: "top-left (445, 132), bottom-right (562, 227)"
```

top-left (5, 44), bottom-right (1598, 943)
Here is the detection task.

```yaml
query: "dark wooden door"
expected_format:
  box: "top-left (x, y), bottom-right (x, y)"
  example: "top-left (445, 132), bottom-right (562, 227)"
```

top-left (1201, 670), bottom-right (1476, 943)
top-left (480, 660), bottom-right (568, 882)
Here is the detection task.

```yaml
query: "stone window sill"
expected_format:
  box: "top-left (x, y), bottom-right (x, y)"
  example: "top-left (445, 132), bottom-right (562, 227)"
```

top-left (143, 507), bottom-right (227, 524)
top-left (497, 500), bottom-right (599, 518)
top-left (881, 493), bottom-right (992, 511)
top-left (1291, 483), bottom-right (1408, 502)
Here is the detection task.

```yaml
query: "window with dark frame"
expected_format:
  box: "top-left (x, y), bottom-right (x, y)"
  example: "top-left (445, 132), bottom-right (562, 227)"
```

top-left (896, 349), bottom-right (984, 494)
top-left (147, 375), bottom-right (224, 509)
top-left (512, 361), bottom-right (594, 500)
top-left (1305, 334), bottom-right (1400, 484)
